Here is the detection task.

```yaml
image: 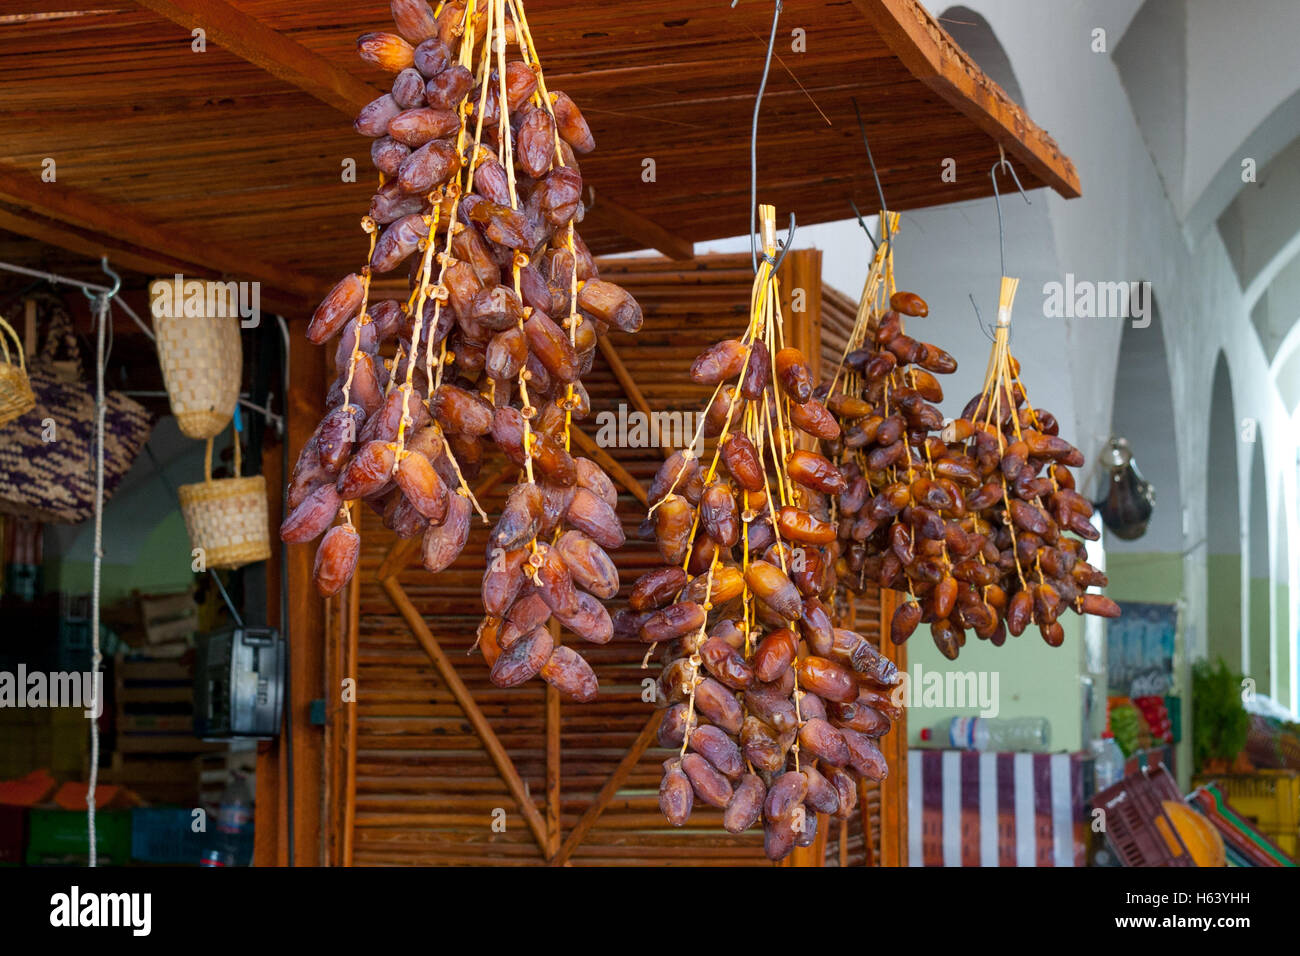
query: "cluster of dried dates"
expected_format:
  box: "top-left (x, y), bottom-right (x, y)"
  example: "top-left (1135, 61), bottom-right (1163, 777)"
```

top-left (828, 291), bottom-right (1118, 660)
top-left (280, 0), bottom-right (641, 702)
top-left (615, 276), bottom-right (902, 859)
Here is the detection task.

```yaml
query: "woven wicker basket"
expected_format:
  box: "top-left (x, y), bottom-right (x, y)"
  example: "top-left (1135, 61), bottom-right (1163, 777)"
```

top-left (0, 314), bottom-right (36, 427)
top-left (179, 433), bottom-right (270, 570)
top-left (150, 279), bottom-right (242, 439)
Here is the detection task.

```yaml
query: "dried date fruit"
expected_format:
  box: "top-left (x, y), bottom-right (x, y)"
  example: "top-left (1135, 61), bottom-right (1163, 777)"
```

top-left (422, 492), bottom-right (470, 572)
top-left (313, 524), bottom-right (360, 596)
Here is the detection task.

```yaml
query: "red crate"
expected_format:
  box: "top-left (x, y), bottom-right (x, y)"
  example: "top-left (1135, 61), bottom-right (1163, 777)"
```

top-left (1092, 763), bottom-right (1195, 866)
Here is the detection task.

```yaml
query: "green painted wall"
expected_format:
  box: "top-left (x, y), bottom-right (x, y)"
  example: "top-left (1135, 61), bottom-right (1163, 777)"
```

top-left (1105, 552), bottom-right (1184, 604)
top-left (1248, 577), bottom-right (1271, 690)
top-left (905, 613), bottom-right (1084, 751)
top-left (44, 511), bottom-right (194, 606)
top-left (1274, 582), bottom-right (1293, 708)
top-left (1207, 553), bottom-right (1243, 670)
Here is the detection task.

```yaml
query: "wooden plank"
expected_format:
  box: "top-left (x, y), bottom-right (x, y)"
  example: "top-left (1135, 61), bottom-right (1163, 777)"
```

top-left (0, 163), bottom-right (321, 302)
top-left (853, 0), bottom-right (1081, 198)
top-left (549, 710), bottom-right (662, 867)
top-left (136, 0), bottom-right (381, 115)
top-left (0, 206), bottom-right (311, 316)
top-left (256, 320), bottom-right (327, 867)
top-left (778, 247), bottom-right (829, 869)
top-left (381, 576), bottom-right (552, 857)
top-left (344, 567), bottom-right (361, 867)
top-left (583, 189), bottom-right (694, 261)
top-left (255, 407), bottom-right (285, 868)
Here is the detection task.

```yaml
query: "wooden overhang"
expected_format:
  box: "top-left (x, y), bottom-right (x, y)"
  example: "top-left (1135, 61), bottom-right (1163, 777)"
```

top-left (0, 0), bottom-right (1078, 304)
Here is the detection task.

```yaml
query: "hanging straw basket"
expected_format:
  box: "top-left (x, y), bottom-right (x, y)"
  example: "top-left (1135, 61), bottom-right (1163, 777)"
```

top-left (150, 279), bottom-right (242, 439)
top-left (0, 315), bottom-right (36, 427)
top-left (179, 433), bottom-right (269, 570)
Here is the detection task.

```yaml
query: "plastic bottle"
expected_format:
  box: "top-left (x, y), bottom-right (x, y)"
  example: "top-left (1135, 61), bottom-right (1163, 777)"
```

top-left (199, 771), bottom-right (255, 867)
top-left (920, 716), bottom-right (1051, 752)
top-left (1089, 732), bottom-right (1126, 791)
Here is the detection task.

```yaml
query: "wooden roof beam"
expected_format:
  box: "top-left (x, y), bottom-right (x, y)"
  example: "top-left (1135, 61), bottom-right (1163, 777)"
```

top-left (135, 0), bottom-right (380, 114)
top-left (853, 0), bottom-right (1081, 199)
top-left (140, 2), bottom-right (692, 262)
top-left (0, 163), bottom-right (320, 313)
top-left (583, 189), bottom-right (694, 261)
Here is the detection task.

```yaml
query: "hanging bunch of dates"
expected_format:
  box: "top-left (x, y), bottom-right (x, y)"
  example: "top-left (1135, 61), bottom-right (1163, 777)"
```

top-left (280, 0), bottom-right (643, 702)
top-left (622, 207), bottom-right (901, 860)
top-left (827, 250), bottom-right (1118, 660)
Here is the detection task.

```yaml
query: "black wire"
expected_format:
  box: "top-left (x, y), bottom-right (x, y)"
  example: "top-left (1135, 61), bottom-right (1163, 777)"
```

top-left (851, 97), bottom-right (891, 244)
top-left (749, 0), bottom-right (784, 274)
top-left (990, 156), bottom-right (1031, 278)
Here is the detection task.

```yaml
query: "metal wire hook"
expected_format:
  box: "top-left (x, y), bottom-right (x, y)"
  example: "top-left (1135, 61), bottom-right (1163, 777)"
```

top-left (81, 255), bottom-right (121, 304)
top-left (747, 0), bottom-right (783, 274)
top-left (990, 145), bottom-right (1030, 278)
top-left (763, 211), bottom-right (798, 274)
top-left (969, 293), bottom-right (997, 343)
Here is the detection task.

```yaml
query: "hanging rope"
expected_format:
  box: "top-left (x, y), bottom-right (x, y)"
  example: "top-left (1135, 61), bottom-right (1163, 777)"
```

top-left (83, 256), bottom-right (119, 867)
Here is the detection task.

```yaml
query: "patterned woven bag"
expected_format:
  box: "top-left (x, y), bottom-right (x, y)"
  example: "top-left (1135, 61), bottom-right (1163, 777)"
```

top-left (0, 298), bottom-right (152, 524)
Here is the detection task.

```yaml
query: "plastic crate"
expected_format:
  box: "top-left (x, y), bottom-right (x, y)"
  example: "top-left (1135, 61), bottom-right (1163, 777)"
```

top-left (26, 808), bottom-right (131, 866)
top-left (1092, 763), bottom-right (1196, 866)
top-left (130, 808), bottom-right (204, 864)
top-left (1194, 771), bottom-right (1299, 858)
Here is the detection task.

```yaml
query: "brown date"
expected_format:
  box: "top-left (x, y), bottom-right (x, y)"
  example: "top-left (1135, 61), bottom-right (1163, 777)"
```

top-left (797, 656), bottom-right (857, 703)
top-left (723, 774), bottom-right (765, 833)
top-left (313, 524), bottom-right (360, 596)
top-left (690, 339), bottom-right (747, 385)
top-left (690, 724), bottom-right (744, 780)
top-left (745, 561), bottom-right (802, 620)
top-left (659, 762), bottom-right (694, 826)
top-left (539, 645), bottom-right (599, 702)
top-left (489, 625), bottom-right (553, 688)
top-left (681, 753), bottom-right (732, 809)
top-left (753, 627), bottom-right (798, 683)
top-left (774, 347), bottom-right (813, 404)
top-left (308, 274), bottom-right (364, 344)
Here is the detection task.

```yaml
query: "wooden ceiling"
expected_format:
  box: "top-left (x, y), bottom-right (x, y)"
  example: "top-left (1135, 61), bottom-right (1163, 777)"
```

top-left (0, 0), bottom-right (1078, 312)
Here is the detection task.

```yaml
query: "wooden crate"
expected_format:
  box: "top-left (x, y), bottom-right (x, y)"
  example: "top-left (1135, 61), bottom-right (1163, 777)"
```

top-left (104, 655), bottom-right (227, 806)
top-left (139, 591), bottom-right (199, 646)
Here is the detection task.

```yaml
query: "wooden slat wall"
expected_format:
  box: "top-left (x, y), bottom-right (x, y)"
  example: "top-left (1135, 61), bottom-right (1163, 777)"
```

top-left (341, 253), bottom-right (896, 865)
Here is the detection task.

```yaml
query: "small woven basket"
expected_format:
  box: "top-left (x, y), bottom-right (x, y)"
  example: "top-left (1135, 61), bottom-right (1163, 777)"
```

top-left (0, 314), bottom-right (36, 427)
top-left (150, 279), bottom-right (242, 439)
top-left (179, 432), bottom-right (270, 570)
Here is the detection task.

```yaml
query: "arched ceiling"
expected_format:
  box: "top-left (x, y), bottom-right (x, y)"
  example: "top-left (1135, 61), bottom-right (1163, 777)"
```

top-left (1117, 0), bottom-right (1300, 408)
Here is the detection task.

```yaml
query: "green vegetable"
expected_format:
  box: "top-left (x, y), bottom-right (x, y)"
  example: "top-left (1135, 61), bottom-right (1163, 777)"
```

top-left (1110, 703), bottom-right (1140, 757)
top-left (1192, 658), bottom-right (1250, 771)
